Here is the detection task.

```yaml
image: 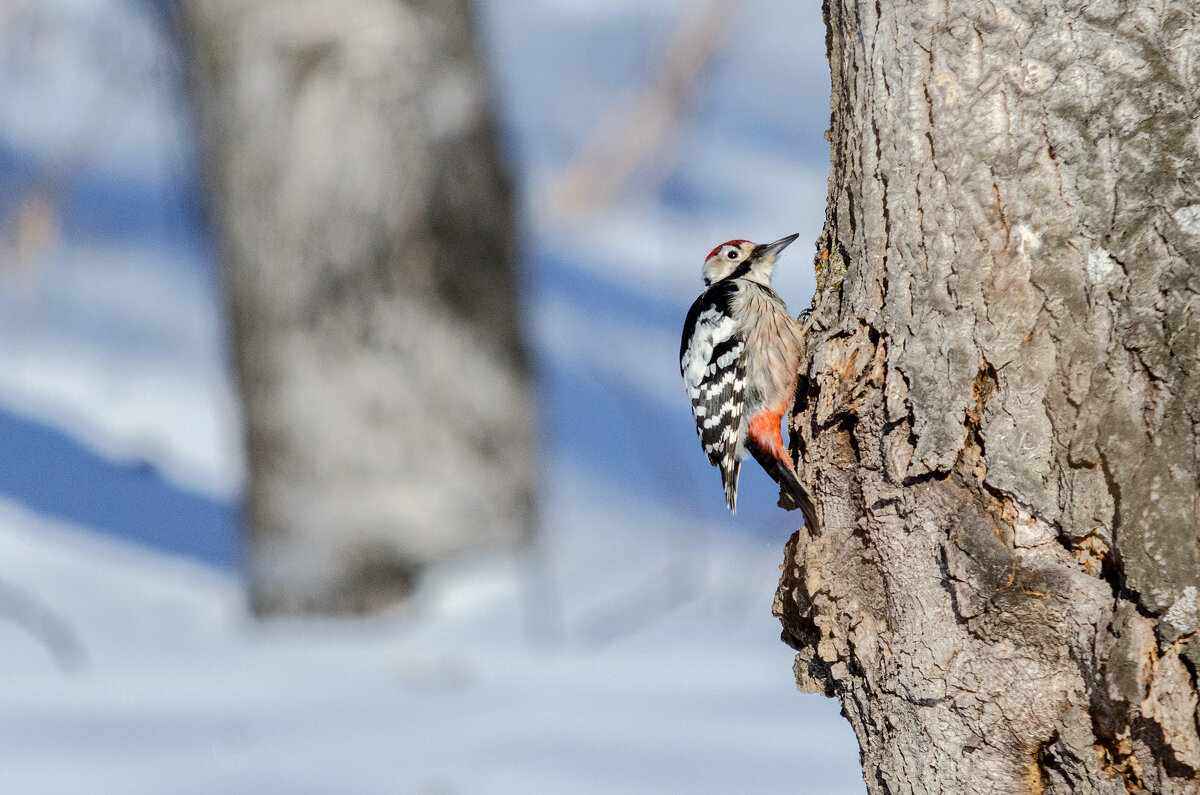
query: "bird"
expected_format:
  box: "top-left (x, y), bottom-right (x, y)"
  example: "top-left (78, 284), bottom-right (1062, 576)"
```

top-left (679, 233), bottom-right (816, 527)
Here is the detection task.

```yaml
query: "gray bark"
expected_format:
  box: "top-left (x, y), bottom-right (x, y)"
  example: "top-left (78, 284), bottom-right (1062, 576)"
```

top-left (775, 1), bottom-right (1200, 791)
top-left (179, 0), bottom-right (534, 614)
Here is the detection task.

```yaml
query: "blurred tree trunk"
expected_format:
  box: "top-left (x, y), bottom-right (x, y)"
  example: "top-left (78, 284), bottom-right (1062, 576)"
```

top-left (178, 0), bottom-right (534, 614)
top-left (776, 1), bottom-right (1200, 791)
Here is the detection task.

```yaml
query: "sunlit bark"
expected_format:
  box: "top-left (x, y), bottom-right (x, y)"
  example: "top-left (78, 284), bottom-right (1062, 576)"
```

top-left (777, 1), bottom-right (1200, 790)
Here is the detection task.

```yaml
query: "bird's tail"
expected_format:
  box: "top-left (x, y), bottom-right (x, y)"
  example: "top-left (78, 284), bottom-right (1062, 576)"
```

top-left (747, 443), bottom-right (818, 530)
top-left (720, 456), bottom-right (741, 514)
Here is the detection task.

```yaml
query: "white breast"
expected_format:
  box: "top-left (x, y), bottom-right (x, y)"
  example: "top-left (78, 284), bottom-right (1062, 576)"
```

top-left (730, 282), bottom-right (803, 411)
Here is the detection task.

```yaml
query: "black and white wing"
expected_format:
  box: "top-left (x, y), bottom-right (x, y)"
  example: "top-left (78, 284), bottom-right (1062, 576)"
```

top-left (680, 282), bottom-right (746, 509)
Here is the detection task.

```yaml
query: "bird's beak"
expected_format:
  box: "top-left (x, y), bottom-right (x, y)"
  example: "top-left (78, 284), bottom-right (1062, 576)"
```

top-left (753, 233), bottom-right (800, 260)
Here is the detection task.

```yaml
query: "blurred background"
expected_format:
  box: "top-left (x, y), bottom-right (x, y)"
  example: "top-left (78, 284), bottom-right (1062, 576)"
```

top-left (0, 0), bottom-right (862, 791)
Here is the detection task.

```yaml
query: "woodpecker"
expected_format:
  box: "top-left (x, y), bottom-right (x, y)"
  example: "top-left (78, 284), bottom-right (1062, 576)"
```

top-left (679, 233), bottom-right (816, 526)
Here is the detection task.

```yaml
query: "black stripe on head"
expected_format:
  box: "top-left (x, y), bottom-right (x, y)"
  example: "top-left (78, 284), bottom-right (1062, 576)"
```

top-left (724, 260), bottom-right (752, 281)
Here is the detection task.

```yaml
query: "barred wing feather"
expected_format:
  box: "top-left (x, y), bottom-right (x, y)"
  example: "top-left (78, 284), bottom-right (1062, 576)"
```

top-left (680, 283), bottom-right (746, 509)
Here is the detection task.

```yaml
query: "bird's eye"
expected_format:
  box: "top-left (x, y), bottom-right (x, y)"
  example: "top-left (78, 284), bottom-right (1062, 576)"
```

top-left (726, 250), bottom-right (739, 260)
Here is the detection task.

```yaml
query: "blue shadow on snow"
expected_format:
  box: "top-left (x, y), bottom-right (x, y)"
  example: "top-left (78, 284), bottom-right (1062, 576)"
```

top-left (0, 407), bottom-right (239, 569)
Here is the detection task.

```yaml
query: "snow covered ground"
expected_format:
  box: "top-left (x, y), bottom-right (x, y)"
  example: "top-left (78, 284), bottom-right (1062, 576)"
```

top-left (0, 483), bottom-right (860, 793)
top-left (0, 0), bottom-right (864, 791)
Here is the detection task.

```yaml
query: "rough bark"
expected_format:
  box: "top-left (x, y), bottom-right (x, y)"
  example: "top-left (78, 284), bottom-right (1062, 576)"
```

top-left (179, 0), bottom-right (534, 614)
top-left (775, 1), bottom-right (1200, 791)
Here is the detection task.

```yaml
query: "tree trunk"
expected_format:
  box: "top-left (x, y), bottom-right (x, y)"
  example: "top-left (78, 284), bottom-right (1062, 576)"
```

top-left (776, 1), bottom-right (1200, 791)
top-left (179, 0), bottom-right (534, 614)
